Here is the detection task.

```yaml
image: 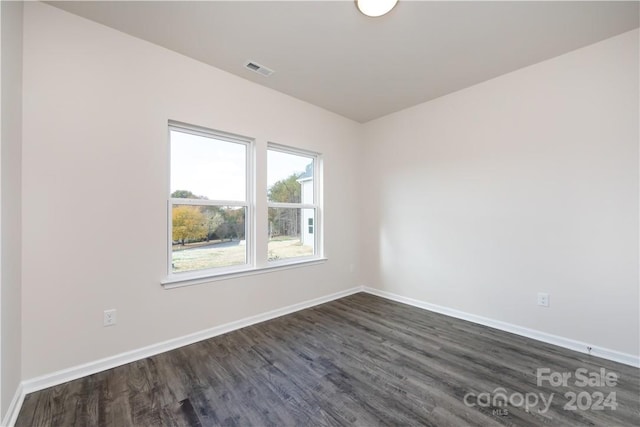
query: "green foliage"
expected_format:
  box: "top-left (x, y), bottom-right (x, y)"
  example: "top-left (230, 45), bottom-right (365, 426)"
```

top-left (223, 207), bottom-right (246, 239)
top-left (171, 190), bottom-right (207, 199)
top-left (172, 191), bottom-right (246, 244)
top-left (268, 174), bottom-right (301, 203)
top-left (268, 174), bottom-right (302, 238)
top-left (203, 207), bottom-right (224, 241)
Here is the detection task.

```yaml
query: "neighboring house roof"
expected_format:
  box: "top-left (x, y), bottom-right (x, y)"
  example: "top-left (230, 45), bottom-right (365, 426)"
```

top-left (297, 162), bottom-right (313, 182)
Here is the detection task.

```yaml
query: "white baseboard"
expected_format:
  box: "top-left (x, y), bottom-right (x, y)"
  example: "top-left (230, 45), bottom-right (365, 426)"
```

top-left (1, 382), bottom-right (24, 427)
top-left (363, 287), bottom-right (640, 368)
top-left (10, 286), bottom-right (363, 425)
top-left (9, 285), bottom-right (637, 426)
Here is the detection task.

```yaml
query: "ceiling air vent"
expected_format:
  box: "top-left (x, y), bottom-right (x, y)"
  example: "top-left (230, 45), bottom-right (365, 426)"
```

top-left (244, 61), bottom-right (274, 77)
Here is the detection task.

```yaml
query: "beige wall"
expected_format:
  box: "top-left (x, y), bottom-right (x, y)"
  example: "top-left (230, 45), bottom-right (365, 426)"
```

top-left (1, 0), bottom-right (23, 419)
top-left (16, 1), bottom-right (640, 386)
top-left (21, 2), bottom-right (362, 379)
top-left (361, 29), bottom-right (639, 357)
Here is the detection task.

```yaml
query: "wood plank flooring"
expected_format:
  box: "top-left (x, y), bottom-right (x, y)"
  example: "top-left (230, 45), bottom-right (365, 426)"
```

top-left (16, 293), bottom-right (640, 426)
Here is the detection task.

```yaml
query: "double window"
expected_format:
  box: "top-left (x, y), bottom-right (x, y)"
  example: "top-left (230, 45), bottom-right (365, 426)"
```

top-left (167, 122), bottom-right (322, 283)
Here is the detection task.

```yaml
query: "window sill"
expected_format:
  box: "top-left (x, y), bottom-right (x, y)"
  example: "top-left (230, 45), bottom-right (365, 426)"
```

top-left (161, 257), bottom-right (328, 289)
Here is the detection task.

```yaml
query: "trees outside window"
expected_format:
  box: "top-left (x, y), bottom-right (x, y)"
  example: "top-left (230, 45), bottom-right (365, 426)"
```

top-left (168, 122), bottom-right (321, 279)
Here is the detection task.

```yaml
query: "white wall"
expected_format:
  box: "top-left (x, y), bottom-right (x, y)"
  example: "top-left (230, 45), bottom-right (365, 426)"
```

top-left (21, 2), bottom-right (361, 379)
top-left (0, 0), bottom-right (23, 419)
top-left (17, 1), bottom-right (640, 385)
top-left (362, 29), bottom-right (639, 357)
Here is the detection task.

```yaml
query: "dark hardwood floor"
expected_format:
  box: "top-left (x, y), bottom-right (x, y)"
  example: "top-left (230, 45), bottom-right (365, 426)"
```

top-left (16, 293), bottom-right (640, 426)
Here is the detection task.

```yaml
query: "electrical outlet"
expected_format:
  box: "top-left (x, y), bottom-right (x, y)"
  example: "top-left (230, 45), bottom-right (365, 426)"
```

top-left (103, 309), bottom-right (117, 327)
top-left (537, 293), bottom-right (549, 307)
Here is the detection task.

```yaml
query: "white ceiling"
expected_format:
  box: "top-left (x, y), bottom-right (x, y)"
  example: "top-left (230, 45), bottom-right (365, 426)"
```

top-left (49, 1), bottom-right (639, 123)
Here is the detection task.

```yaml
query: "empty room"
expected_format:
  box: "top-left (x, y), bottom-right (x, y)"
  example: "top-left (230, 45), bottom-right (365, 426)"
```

top-left (1, 0), bottom-right (639, 426)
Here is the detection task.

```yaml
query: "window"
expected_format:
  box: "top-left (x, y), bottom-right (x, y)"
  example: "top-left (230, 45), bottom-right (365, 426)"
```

top-left (169, 123), bottom-right (252, 277)
top-left (267, 145), bottom-right (320, 263)
top-left (167, 122), bottom-right (322, 283)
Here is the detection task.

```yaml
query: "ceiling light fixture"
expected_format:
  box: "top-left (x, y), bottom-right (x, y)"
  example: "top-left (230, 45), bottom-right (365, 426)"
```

top-left (356, 0), bottom-right (398, 17)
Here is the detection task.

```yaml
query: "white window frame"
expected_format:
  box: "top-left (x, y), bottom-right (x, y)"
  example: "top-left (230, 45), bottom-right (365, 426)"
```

top-left (266, 143), bottom-right (323, 266)
top-left (166, 122), bottom-right (255, 282)
top-left (162, 123), bottom-right (325, 288)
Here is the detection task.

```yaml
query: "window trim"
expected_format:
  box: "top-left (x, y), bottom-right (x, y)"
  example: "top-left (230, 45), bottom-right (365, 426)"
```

top-left (161, 257), bottom-right (328, 288)
top-left (267, 142), bottom-right (322, 262)
top-left (164, 122), bottom-right (324, 287)
top-left (167, 122), bottom-right (255, 281)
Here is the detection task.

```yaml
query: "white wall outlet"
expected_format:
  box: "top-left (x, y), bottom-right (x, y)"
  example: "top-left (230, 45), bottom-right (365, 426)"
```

top-left (537, 293), bottom-right (550, 307)
top-left (103, 309), bottom-right (117, 326)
